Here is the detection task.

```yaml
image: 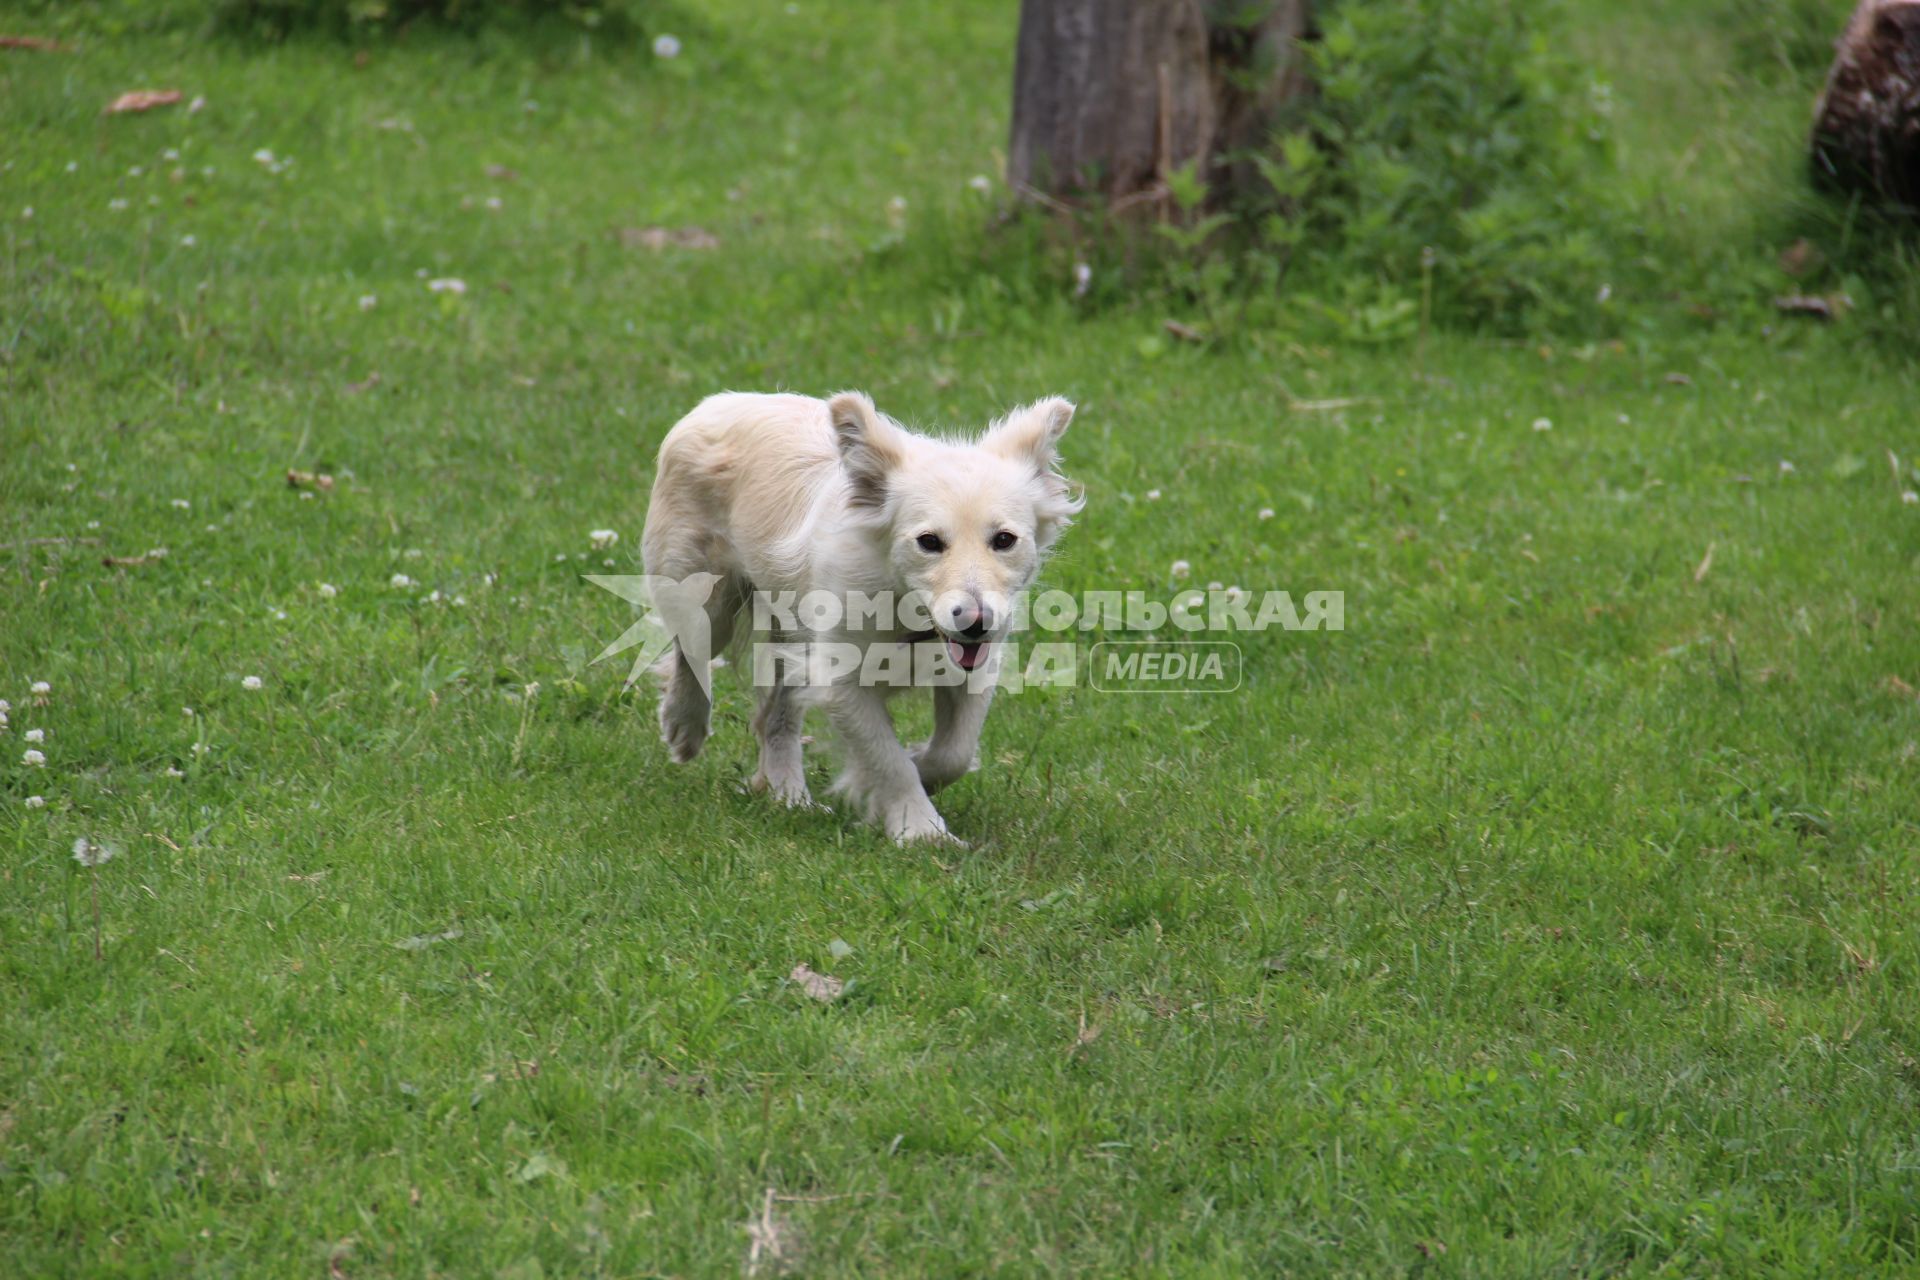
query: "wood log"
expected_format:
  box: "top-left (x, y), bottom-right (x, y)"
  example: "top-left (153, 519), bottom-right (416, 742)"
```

top-left (1008, 0), bottom-right (1312, 210)
top-left (1811, 0), bottom-right (1920, 209)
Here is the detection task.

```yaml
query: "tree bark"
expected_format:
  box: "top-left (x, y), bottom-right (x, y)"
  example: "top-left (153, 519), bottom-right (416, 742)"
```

top-left (1811, 0), bottom-right (1920, 209)
top-left (1008, 0), bottom-right (1312, 210)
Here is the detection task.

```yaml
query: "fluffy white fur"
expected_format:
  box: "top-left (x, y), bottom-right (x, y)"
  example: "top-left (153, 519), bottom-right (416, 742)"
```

top-left (640, 390), bottom-right (1081, 842)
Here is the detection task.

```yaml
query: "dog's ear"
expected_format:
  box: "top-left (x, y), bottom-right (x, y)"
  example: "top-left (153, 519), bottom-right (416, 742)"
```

top-left (987, 397), bottom-right (1084, 546)
top-left (828, 391), bottom-right (907, 510)
top-left (984, 397), bottom-right (1074, 472)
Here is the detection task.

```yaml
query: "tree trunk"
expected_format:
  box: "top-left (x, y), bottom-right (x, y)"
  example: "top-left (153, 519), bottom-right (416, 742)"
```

top-left (1811, 0), bottom-right (1920, 209)
top-left (1008, 0), bottom-right (1313, 211)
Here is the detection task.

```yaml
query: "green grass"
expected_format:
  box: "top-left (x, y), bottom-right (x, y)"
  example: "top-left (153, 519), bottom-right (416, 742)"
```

top-left (5, 2), bottom-right (1920, 1274)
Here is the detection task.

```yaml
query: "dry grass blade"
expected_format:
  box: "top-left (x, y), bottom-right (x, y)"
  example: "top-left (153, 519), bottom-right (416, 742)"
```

top-left (620, 225), bottom-right (721, 251)
top-left (1692, 542), bottom-right (1714, 584)
top-left (1, 35), bottom-right (66, 50)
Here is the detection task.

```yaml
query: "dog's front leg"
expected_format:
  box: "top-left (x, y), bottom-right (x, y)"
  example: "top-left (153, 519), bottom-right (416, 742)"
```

top-left (826, 686), bottom-right (952, 843)
top-left (913, 683), bottom-right (991, 795)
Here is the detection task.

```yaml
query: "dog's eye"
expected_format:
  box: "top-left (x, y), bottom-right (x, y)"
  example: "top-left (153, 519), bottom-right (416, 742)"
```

top-left (916, 533), bottom-right (945, 554)
top-left (991, 531), bottom-right (1018, 552)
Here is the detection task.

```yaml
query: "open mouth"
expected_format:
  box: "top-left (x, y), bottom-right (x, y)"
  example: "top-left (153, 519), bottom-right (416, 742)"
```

top-left (946, 638), bottom-right (988, 670)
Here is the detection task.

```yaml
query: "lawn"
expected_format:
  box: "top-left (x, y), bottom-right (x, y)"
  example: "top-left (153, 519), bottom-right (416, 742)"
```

top-left (4, 1), bottom-right (1920, 1275)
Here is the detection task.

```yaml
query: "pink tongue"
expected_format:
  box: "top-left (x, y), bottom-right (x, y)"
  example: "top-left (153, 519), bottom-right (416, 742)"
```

top-left (948, 640), bottom-right (985, 670)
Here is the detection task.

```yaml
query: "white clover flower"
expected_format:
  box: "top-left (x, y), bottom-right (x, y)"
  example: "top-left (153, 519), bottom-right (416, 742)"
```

top-left (23, 749), bottom-right (46, 767)
top-left (425, 590), bottom-right (444, 604)
top-left (318, 583), bottom-right (338, 598)
top-left (241, 675), bottom-right (263, 690)
top-left (452, 595), bottom-right (467, 607)
top-left (129, 165), bottom-right (144, 177)
top-left (1207, 581), bottom-right (1224, 592)
top-left (72, 837), bottom-right (116, 867)
top-left (183, 706), bottom-right (195, 717)
top-left (164, 766), bottom-right (184, 779)
top-left (589, 529), bottom-right (619, 551)
top-left (253, 148), bottom-right (275, 165)
top-left (403, 548), bottom-right (424, 560)
top-left (1073, 262), bottom-right (1092, 297)
top-left (1257, 507), bottom-right (1275, 521)
top-left (146, 547), bottom-right (169, 559)
top-left (108, 198), bottom-right (129, 211)
top-left (30, 680), bottom-right (50, 698)
top-left (359, 294), bottom-right (378, 311)
top-left (484, 196), bottom-right (502, 211)
top-left (21, 207), bottom-right (32, 220)
top-left (653, 33), bottom-right (682, 58)
top-left (1170, 559), bottom-right (1191, 579)
top-left (1226, 585), bottom-right (1249, 606)
top-left (272, 610), bottom-right (287, 621)
top-left (180, 235), bottom-right (196, 248)
top-left (1145, 489), bottom-right (1161, 501)
top-left (163, 148), bottom-right (180, 161)
top-left (191, 742), bottom-right (209, 756)
top-left (189, 95), bottom-right (206, 113)
top-left (0, 698), bottom-right (9, 712)
top-left (483, 572), bottom-right (498, 587)
top-left (968, 174), bottom-right (992, 194)
top-left (1531, 417), bottom-right (1553, 432)
top-left (171, 498), bottom-right (191, 510)
top-left (66, 161), bottom-right (78, 173)
top-left (25, 795), bottom-right (44, 809)
top-left (553, 553), bottom-right (568, 563)
top-left (1904, 491), bottom-right (1919, 506)
top-left (25, 728), bottom-right (44, 744)
top-left (390, 573), bottom-right (416, 589)
top-left (427, 278), bottom-right (467, 295)
top-left (1779, 459), bottom-right (1796, 474)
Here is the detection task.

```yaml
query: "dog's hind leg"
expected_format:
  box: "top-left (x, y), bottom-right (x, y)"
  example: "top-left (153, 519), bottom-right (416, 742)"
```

top-left (656, 575), bottom-right (743, 763)
top-left (748, 678), bottom-right (812, 806)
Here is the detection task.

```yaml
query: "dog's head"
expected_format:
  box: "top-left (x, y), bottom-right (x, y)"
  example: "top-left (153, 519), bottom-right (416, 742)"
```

top-left (828, 391), bottom-right (1082, 669)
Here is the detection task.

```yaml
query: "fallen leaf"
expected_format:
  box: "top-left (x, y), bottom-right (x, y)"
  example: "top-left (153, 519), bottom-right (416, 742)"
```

top-left (620, 225), bottom-right (720, 251)
top-left (1774, 294), bottom-right (1844, 321)
top-left (1663, 372), bottom-right (1694, 386)
top-left (1692, 542), bottom-right (1715, 584)
top-left (1162, 319), bottom-right (1205, 343)
top-left (345, 372), bottom-right (381, 395)
top-left (286, 468), bottom-right (335, 492)
top-left (1886, 675), bottom-right (1917, 700)
top-left (105, 89), bottom-right (183, 115)
top-left (1, 35), bottom-right (66, 50)
top-left (789, 963), bottom-right (844, 1002)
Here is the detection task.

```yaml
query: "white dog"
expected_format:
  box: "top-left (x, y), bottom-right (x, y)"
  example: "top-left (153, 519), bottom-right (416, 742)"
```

top-left (640, 391), bottom-right (1081, 842)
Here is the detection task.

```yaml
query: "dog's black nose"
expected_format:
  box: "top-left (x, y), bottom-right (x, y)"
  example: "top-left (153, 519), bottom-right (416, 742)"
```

top-left (950, 599), bottom-right (994, 638)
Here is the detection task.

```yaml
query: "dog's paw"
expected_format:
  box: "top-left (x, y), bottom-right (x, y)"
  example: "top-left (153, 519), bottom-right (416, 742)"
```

top-left (885, 806), bottom-right (960, 847)
top-left (749, 768), bottom-right (819, 810)
top-left (658, 709), bottom-right (708, 763)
